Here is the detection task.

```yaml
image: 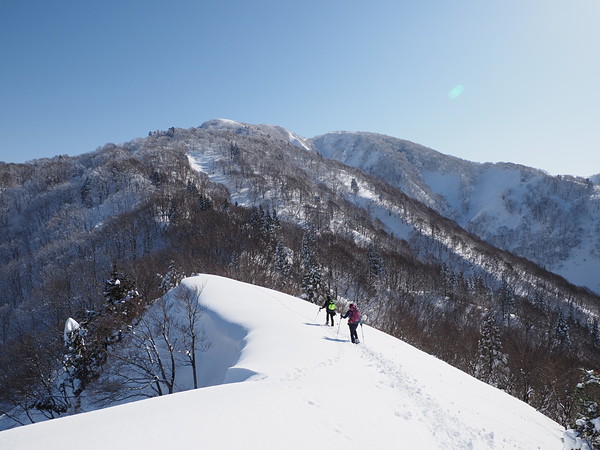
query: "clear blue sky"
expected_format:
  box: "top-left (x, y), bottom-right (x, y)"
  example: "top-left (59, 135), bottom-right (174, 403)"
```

top-left (1, 1), bottom-right (599, 176)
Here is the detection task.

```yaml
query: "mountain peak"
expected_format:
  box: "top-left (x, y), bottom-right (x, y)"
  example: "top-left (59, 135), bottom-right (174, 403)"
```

top-left (198, 118), bottom-right (311, 151)
top-left (199, 118), bottom-right (245, 130)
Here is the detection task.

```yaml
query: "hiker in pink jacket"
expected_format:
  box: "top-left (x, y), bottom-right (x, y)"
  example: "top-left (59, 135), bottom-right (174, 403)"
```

top-left (341, 303), bottom-right (361, 344)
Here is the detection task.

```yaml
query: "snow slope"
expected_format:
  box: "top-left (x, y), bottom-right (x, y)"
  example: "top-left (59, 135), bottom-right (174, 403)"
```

top-left (0, 275), bottom-right (564, 449)
top-left (312, 131), bottom-right (600, 295)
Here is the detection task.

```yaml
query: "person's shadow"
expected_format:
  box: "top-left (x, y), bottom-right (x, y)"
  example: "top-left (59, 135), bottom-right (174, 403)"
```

top-left (303, 323), bottom-right (348, 342)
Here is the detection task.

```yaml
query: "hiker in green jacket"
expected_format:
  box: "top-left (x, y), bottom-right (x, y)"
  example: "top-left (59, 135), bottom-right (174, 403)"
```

top-left (320, 294), bottom-right (337, 326)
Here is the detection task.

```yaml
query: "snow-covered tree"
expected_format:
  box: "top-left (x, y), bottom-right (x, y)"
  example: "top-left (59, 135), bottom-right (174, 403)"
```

top-left (474, 312), bottom-right (509, 390)
top-left (300, 231), bottom-right (315, 269)
top-left (63, 318), bottom-right (91, 398)
top-left (299, 231), bottom-right (328, 304)
top-left (250, 205), bottom-right (279, 242)
top-left (367, 244), bottom-right (384, 279)
top-left (440, 264), bottom-right (456, 297)
top-left (80, 176), bottom-right (93, 207)
top-left (104, 266), bottom-right (141, 317)
top-left (554, 309), bottom-right (572, 350)
top-left (498, 280), bottom-right (516, 325)
top-left (158, 260), bottom-right (186, 293)
top-left (198, 192), bottom-right (213, 211)
top-left (185, 180), bottom-right (199, 195)
top-left (301, 264), bottom-right (328, 304)
top-left (250, 205), bottom-right (266, 231)
top-left (592, 318), bottom-right (600, 348)
top-left (566, 369), bottom-right (600, 449)
top-left (269, 206), bottom-right (281, 231)
top-left (229, 141), bottom-right (241, 162)
top-left (274, 241), bottom-right (291, 278)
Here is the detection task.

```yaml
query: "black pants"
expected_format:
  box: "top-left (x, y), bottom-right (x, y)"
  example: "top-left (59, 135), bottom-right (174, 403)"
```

top-left (326, 310), bottom-right (335, 326)
top-left (348, 323), bottom-right (359, 343)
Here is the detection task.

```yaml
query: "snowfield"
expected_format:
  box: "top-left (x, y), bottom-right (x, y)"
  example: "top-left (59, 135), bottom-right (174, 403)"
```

top-left (0, 274), bottom-right (564, 449)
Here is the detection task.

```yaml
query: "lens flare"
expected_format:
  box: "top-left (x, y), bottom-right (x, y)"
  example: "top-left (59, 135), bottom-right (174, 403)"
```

top-left (449, 84), bottom-right (464, 100)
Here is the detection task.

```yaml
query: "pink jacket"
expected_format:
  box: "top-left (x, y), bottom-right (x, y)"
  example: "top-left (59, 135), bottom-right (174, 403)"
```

top-left (343, 305), bottom-right (361, 324)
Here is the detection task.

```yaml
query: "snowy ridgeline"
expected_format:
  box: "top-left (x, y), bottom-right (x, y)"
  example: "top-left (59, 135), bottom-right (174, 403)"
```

top-left (0, 275), bottom-right (566, 449)
top-left (310, 130), bottom-right (600, 296)
top-left (189, 120), bottom-right (600, 296)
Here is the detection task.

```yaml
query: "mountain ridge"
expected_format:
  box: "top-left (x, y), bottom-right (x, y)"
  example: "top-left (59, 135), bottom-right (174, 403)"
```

top-left (0, 119), bottom-right (598, 438)
top-left (0, 274), bottom-right (564, 450)
top-left (195, 118), bottom-right (600, 296)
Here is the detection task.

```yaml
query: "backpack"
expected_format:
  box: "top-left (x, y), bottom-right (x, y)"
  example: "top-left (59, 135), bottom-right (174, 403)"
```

top-left (349, 307), bottom-right (360, 323)
top-left (327, 300), bottom-right (336, 311)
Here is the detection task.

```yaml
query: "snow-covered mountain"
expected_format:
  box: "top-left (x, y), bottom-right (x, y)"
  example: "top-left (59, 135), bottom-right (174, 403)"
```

top-left (190, 119), bottom-right (600, 294)
top-left (0, 274), bottom-right (564, 450)
top-left (185, 119), bottom-right (598, 315)
top-left (1, 119), bottom-right (598, 444)
top-left (310, 131), bottom-right (600, 295)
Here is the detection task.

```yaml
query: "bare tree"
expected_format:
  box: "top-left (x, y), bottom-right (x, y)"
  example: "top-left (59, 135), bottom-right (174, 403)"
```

top-left (0, 332), bottom-right (67, 425)
top-left (93, 285), bottom-right (211, 404)
top-left (174, 284), bottom-right (211, 389)
top-left (102, 296), bottom-right (180, 400)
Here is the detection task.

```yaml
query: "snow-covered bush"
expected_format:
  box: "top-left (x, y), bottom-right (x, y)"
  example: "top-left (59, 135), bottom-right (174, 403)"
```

top-left (564, 369), bottom-right (600, 450)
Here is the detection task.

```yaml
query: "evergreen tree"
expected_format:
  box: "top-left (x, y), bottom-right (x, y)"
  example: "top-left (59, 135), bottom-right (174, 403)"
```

top-left (103, 265), bottom-right (141, 317)
top-left (249, 205), bottom-right (279, 243)
top-left (498, 280), bottom-right (516, 325)
top-left (80, 177), bottom-right (93, 207)
top-left (62, 316), bottom-right (108, 413)
top-left (591, 318), bottom-right (600, 349)
top-left (229, 142), bottom-right (241, 162)
top-left (554, 309), bottom-right (572, 349)
top-left (274, 241), bottom-right (291, 278)
top-left (63, 318), bottom-right (91, 397)
top-left (367, 244), bottom-right (384, 280)
top-left (250, 205), bottom-right (266, 232)
top-left (532, 290), bottom-right (547, 310)
top-left (158, 260), bottom-right (186, 293)
top-left (104, 266), bottom-right (133, 305)
top-left (474, 312), bottom-right (509, 390)
top-left (198, 192), bottom-right (213, 211)
top-left (300, 231), bottom-right (315, 269)
top-left (301, 263), bottom-right (327, 304)
top-left (440, 264), bottom-right (457, 297)
top-left (299, 231), bottom-right (328, 303)
top-left (569, 369), bottom-right (600, 449)
top-left (262, 206), bottom-right (280, 241)
top-left (269, 206), bottom-right (281, 230)
top-left (185, 180), bottom-right (199, 195)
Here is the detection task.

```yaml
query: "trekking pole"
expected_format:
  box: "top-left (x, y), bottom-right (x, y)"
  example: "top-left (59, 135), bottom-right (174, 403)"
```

top-left (360, 321), bottom-right (365, 344)
top-left (315, 308), bottom-right (321, 321)
top-left (336, 317), bottom-right (342, 336)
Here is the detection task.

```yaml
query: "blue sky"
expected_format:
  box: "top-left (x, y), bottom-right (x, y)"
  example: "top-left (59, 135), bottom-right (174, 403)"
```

top-left (1, 1), bottom-right (599, 176)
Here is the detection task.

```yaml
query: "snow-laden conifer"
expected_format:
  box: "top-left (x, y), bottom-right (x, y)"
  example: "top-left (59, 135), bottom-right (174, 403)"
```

top-left (564, 369), bottom-right (600, 450)
top-left (158, 260), bottom-right (186, 294)
top-left (474, 312), bottom-right (509, 390)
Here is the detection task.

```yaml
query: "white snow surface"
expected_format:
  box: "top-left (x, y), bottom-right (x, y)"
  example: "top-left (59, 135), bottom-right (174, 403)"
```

top-left (63, 317), bottom-right (80, 343)
top-left (286, 129), bottom-right (311, 151)
top-left (0, 274), bottom-right (564, 449)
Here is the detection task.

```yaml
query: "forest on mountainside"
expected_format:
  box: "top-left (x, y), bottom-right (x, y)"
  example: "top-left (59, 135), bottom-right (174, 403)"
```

top-left (0, 128), bottom-right (598, 433)
top-left (311, 130), bottom-right (600, 297)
